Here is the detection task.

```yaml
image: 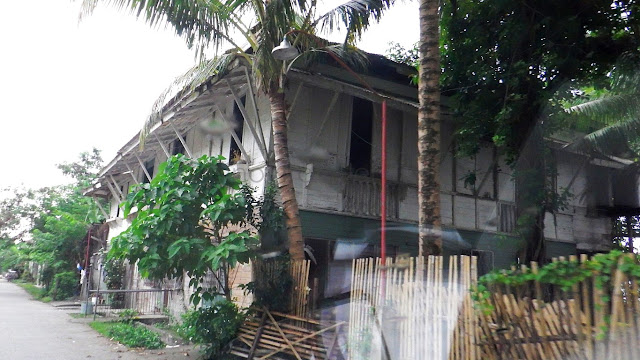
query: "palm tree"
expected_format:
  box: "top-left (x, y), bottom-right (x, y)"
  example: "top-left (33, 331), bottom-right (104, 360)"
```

top-left (567, 56), bottom-right (640, 155)
top-left (417, 0), bottom-right (442, 257)
top-left (80, 0), bottom-right (393, 260)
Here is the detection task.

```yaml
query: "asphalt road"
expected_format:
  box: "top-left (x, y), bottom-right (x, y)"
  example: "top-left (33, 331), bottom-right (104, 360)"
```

top-left (0, 279), bottom-right (194, 360)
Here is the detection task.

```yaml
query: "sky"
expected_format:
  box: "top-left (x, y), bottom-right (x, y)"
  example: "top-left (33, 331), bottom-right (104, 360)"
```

top-left (0, 0), bottom-right (418, 190)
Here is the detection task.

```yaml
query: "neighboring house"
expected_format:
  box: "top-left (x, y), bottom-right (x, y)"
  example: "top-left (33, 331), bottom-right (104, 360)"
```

top-left (84, 53), bottom-right (639, 308)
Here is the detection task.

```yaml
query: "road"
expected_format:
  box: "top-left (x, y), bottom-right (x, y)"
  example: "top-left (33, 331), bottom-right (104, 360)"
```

top-left (0, 279), bottom-right (195, 360)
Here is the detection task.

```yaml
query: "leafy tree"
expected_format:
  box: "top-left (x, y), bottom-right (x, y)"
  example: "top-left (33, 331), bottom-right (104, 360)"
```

top-left (109, 155), bottom-right (259, 305)
top-left (56, 148), bottom-right (104, 188)
top-left (441, 0), bottom-right (640, 263)
top-left (0, 150), bottom-right (103, 288)
top-left (80, 0), bottom-right (393, 261)
top-left (386, 42), bottom-right (418, 70)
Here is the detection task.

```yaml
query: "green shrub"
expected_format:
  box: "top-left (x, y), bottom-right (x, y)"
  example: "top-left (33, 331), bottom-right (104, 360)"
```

top-left (50, 271), bottom-right (78, 300)
top-left (118, 309), bottom-right (140, 324)
top-left (176, 300), bottom-right (246, 359)
top-left (90, 321), bottom-right (165, 349)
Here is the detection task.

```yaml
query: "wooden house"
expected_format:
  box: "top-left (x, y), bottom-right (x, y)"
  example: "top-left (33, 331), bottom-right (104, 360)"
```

top-left (84, 52), bottom-right (639, 306)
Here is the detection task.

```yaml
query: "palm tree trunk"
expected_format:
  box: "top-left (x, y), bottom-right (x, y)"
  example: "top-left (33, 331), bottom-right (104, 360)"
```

top-left (268, 90), bottom-right (305, 261)
top-left (418, 0), bottom-right (442, 257)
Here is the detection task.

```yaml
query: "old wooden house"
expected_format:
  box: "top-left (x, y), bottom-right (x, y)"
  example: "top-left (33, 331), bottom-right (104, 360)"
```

top-left (84, 52), bottom-right (639, 307)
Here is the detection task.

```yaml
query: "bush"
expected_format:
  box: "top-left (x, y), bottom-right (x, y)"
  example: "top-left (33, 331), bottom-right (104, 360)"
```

top-left (50, 272), bottom-right (78, 300)
top-left (90, 321), bottom-right (165, 349)
top-left (176, 300), bottom-right (246, 359)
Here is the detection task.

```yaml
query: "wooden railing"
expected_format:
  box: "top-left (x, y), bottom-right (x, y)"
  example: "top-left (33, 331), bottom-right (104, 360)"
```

top-left (343, 175), bottom-right (402, 219)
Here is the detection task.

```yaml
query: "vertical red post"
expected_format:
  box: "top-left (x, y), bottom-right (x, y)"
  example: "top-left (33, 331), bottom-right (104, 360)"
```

top-left (84, 228), bottom-right (92, 271)
top-left (381, 100), bottom-right (387, 266)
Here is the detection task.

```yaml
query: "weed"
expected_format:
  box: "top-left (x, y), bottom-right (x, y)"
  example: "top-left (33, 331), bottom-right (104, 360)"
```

top-left (90, 321), bottom-right (165, 349)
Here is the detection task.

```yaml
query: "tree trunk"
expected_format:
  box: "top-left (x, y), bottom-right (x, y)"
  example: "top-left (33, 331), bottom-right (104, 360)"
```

top-left (514, 122), bottom-right (547, 264)
top-left (268, 90), bottom-right (305, 261)
top-left (418, 0), bottom-right (442, 257)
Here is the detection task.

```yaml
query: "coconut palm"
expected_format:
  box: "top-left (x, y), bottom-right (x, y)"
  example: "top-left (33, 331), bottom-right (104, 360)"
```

top-left (80, 0), bottom-right (393, 260)
top-left (417, 0), bottom-right (442, 257)
top-left (567, 56), bottom-right (640, 156)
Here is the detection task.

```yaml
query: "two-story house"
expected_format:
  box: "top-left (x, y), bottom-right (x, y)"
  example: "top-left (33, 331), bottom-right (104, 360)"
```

top-left (84, 51), bottom-right (639, 307)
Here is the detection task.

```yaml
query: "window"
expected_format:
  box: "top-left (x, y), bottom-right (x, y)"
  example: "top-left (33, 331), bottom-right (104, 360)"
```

top-left (171, 136), bottom-right (186, 156)
top-left (349, 97), bottom-right (373, 176)
top-left (142, 159), bottom-right (154, 184)
top-left (229, 96), bottom-right (246, 164)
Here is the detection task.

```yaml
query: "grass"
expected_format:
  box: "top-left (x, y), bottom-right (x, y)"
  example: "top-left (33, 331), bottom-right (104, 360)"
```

top-left (90, 321), bottom-right (165, 349)
top-left (69, 313), bottom-right (89, 319)
top-left (14, 281), bottom-right (51, 302)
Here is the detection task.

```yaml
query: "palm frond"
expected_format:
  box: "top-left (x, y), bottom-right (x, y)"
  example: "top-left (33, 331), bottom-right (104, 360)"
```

top-left (139, 52), bottom-right (241, 146)
top-left (569, 116), bottom-right (640, 155)
top-left (568, 93), bottom-right (640, 126)
top-left (286, 42), bottom-right (369, 75)
top-left (313, 0), bottom-right (393, 41)
top-left (79, 0), bottom-right (245, 54)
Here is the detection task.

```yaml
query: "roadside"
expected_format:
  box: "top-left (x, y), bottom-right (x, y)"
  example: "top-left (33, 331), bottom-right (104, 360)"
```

top-left (0, 279), bottom-right (198, 360)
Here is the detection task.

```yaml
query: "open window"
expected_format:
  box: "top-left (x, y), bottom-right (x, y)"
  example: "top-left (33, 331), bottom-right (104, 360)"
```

top-left (229, 96), bottom-right (246, 164)
top-left (171, 136), bottom-right (186, 156)
top-left (349, 97), bottom-right (374, 176)
top-left (142, 159), bottom-right (155, 184)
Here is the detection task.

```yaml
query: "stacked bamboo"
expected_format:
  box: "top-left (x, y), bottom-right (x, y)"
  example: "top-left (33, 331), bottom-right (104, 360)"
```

top-left (348, 255), bottom-right (479, 360)
top-left (230, 308), bottom-right (346, 359)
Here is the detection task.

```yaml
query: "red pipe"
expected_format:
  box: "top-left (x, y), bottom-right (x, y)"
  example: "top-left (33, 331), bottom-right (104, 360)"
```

top-left (380, 101), bottom-right (387, 266)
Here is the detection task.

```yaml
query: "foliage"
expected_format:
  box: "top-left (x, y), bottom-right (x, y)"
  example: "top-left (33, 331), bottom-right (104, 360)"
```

top-left (565, 55), bottom-right (640, 157)
top-left (90, 321), bottom-right (165, 349)
top-left (175, 300), bottom-right (246, 359)
top-left (0, 150), bottom-right (104, 293)
top-left (440, 0), bottom-right (640, 261)
top-left (241, 256), bottom-right (293, 312)
top-left (50, 271), bottom-right (78, 300)
top-left (242, 184), bottom-right (285, 250)
top-left (109, 155), bottom-right (258, 305)
top-left (385, 42), bottom-right (418, 84)
top-left (472, 250), bottom-right (640, 314)
top-left (612, 215), bottom-right (639, 253)
top-left (118, 309), bottom-right (140, 324)
top-left (56, 148), bottom-right (103, 189)
top-left (104, 258), bottom-right (127, 308)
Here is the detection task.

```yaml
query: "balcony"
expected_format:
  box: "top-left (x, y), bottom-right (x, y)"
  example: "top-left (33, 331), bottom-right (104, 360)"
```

top-left (343, 175), bottom-right (403, 219)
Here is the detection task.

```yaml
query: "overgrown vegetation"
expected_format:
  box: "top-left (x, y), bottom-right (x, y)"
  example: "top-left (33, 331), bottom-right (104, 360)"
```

top-left (50, 271), bottom-right (78, 301)
top-left (175, 300), bottom-right (245, 359)
top-left (14, 280), bottom-right (50, 302)
top-left (472, 250), bottom-right (640, 314)
top-left (439, 1), bottom-right (640, 262)
top-left (90, 321), bottom-right (165, 349)
top-left (0, 149), bottom-right (104, 300)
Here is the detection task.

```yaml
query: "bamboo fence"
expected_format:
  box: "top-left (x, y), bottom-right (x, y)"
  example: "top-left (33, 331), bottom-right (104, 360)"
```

top-left (253, 258), bottom-right (311, 318)
top-left (477, 254), bottom-right (640, 360)
top-left (348, 255), bottom-right (479, 360)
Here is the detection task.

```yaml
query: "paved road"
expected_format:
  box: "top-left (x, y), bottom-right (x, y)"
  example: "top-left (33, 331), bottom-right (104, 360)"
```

top-left (0, 280), bottom-right (195, 360)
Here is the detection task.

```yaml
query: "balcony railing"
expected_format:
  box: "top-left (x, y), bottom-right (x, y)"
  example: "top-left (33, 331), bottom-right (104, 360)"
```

top-left (343, 175), bottom-right (402, 219)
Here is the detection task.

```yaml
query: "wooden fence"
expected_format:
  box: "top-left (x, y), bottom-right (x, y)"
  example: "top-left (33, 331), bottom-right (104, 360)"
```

top-left (253, 258), bottom-right (311, 318)
top-left (478, 254), bottom-right (640, 360)
top-left (349, 255), bottom-right (479, 360)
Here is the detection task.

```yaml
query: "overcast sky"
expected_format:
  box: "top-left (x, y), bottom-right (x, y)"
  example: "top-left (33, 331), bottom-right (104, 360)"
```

top-left (0, 0), bottom-right (418, 190)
